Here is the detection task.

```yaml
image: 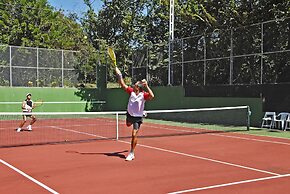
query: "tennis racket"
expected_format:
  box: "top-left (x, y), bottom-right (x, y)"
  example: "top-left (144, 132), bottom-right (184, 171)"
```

top-left (34, 99), bottom-right (44, 108)
top-left (107, 47), bottom-right (117, 67)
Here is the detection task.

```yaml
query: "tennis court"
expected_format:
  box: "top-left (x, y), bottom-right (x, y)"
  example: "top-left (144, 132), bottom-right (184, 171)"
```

top-left (0, 108), bottom-right (289, 194)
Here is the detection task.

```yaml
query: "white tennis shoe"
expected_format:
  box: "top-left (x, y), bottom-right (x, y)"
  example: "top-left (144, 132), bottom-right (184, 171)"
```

top-left (125, 153), bottom-right (135, 161)
top-left (27, 125), bottom-right (32, 131)
top-left (16, 128), bottom-right (22, 132)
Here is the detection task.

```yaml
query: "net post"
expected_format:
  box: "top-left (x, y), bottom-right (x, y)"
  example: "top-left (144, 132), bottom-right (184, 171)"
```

top-left (247, 106), bottom-right (251, 130)
top-left (116, 113), bottom-right (119, 140)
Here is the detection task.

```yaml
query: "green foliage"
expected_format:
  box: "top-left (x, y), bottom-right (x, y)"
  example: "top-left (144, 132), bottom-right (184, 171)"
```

top-left (0, 0), bottom-right (100, 85)
top-left (0, 0), bottom-right (289, 87)
top-left (0, 0), bottom-right (90, 50)
top-left (85, 0), bottom-right (289, 85)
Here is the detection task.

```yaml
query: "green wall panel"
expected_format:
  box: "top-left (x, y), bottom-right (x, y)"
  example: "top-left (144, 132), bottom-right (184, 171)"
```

top-left (0, 86), bottom-right (263, 126)
top-left (104, 86), bottom-right (263, 126)
top-left (0, 87), bottom-right (97, 112)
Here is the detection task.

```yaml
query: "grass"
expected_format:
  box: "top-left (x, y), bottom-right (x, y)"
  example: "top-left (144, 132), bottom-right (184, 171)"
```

top-left (242, 127), bottom-right (290, 139)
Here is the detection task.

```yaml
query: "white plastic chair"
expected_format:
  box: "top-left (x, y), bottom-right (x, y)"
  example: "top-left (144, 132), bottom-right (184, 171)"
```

top-left (284, 114), bottom-right (290, 131)
top-left (261, 112), bottom-right (276, 129)
top-left (272, 112), bottom-right (289, 130)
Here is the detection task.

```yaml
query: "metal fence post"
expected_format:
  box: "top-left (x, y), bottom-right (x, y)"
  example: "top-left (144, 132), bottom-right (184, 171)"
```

top-left (36, 48), bottom-right (39, 87)
top-left (9, 46), bottom-right (12, 87)
top-left (203, 34), bottom-right (206, 86)
top-left (260, 22), bottom-right (264, 84)
top-left (168, 40), bottom-right (171, 85)
top-left (168, 0), bottom-right (174, 86)
top-left (230, 29), bottom-right (233, 85)
top-left (61, 50), bottom-right (64, 87)
top-left (181, 38), bottom-right (184, 86)
top-left (96, 57), bottom-right (99, 87)
top-left (146, 45), bottom-right (149, 81)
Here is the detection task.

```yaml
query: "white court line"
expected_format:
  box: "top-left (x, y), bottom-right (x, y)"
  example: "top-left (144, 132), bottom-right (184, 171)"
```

top-left (147, 125), bottom-right (290, 146)
top-left (1, 126), bottom-right (282, 194)
top-left (211, 133), bottom-right (290, 146)
top-left (50, 126), bottom-right (111, 140)
top-left (50, 126), bottom-right (280, 176)
top-left (118, 139), bottom-right (280, 176)
top-left (49, 126), bottom-right (280, 176)
top-left (168, 174), bottom-right (290, 194)
top-left (0, 159), bottom-right (59, 194)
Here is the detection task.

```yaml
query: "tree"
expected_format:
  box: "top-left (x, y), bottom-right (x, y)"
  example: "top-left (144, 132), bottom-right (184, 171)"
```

top-left (0, 0), bottom-right (99, 85)
top-left (0, 0), bottom-right (89, 50)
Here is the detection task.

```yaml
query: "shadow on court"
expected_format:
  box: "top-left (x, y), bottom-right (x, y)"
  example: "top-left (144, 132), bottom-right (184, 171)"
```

top-left (66, 150), bottom-right (128, 159)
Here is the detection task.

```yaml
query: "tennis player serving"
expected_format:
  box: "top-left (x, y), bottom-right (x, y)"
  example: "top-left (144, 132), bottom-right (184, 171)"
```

top-left (16, 93), bottom-right (37, 132)
top-left (115, 67), bottom-right (154, 161)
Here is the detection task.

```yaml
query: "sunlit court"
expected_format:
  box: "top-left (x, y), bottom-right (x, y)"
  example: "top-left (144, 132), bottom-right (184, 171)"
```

top-left (0, 109), bottom-right (290, 193)
top-left (1, 0), bottom-right (290, 193)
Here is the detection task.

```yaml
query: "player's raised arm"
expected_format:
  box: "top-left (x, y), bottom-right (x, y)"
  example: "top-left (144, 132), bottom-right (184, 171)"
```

top-left (115, 67), bottom-right (128, 91)
top-left (142, 79), bottom-right (154, 100)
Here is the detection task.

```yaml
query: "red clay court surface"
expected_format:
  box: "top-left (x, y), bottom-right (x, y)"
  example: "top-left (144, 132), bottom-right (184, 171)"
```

top-left (0, 122), bottom-right (290, 194)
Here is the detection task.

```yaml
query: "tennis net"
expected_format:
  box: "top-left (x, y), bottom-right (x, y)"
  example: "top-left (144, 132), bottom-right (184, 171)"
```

top-left (0, 106), bottom-right (250, 148)
top-left (0, 101), bottom-right (106, 112)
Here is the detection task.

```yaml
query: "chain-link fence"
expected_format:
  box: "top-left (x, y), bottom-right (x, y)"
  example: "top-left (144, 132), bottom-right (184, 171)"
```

top-left (131, 17), bottom-right (290, 86)
top-left (0, 45), bottom-right (80, 87)
top-left (1, 18), bottom-right (289, 88)
top-left (130, 43), bottom-right (169, 86)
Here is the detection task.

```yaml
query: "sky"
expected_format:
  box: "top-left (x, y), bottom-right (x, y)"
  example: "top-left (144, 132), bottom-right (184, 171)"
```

top-left (47, 0), bottom-right (103, 17)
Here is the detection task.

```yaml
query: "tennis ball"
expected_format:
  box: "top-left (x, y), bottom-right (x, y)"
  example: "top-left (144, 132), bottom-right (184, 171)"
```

top-left (84, 35), bottom-right (87, 39)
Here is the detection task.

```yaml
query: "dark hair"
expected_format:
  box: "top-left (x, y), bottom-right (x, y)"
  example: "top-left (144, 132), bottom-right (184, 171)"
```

top-left (137, 83), bottom-right (144, 92)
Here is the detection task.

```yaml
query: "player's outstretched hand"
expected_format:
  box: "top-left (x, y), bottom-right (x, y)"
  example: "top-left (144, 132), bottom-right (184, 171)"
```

top-left (142, 79), bottom-right (148, 87)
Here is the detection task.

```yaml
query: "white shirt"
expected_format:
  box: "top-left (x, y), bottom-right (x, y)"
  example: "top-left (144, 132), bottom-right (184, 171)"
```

top-left (126, 87), bottom-right (149, 117)
top-left (23, 100), bottom-right (33, 112)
